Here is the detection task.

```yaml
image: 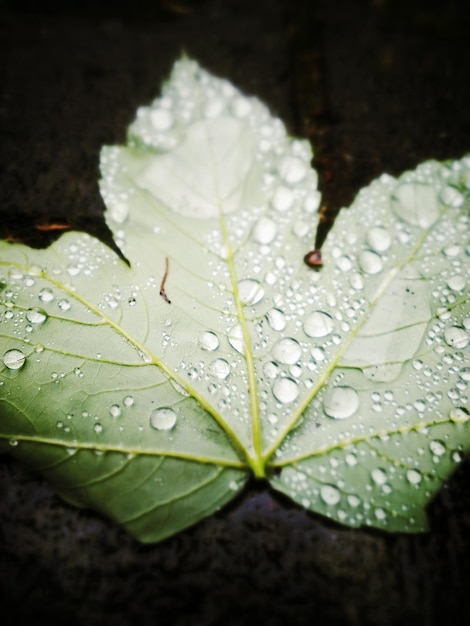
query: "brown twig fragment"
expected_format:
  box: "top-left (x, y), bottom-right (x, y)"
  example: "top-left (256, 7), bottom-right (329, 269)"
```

top-left (160, 256), bottom-right (171, 304)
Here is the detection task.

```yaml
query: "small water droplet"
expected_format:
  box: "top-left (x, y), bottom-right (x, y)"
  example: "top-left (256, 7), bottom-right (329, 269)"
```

top-left (263, 361), bottom-right (279, 378)
top-left (150, 407), bottom-right (177, 431)
top-left (25, 308), bottom-right (47, 325)
top-left (266, 308), bottom-right (286, 331)
top-left (94, 423), bottom-right (103, 434)
top-left (272, 337), bottom-right (302, 365)
top-left (371, 468), bottom-right (387, 485)
top-left (110, 405), bottom-right (121, 418)
top-left (9, 438), bottom-right (19, 447)
top-left (58, 299), bottom-right (71, 311)
top-left (323, 386), bottom-right (359, 419)
top-left (278, 156), bottom-right (307, 184)
top-left (3, 349), bottom-right (26, 370)
top-left (375, 508), bottom-right (386, 520)
top-left (320, 485), bottom-right (341, 505)
top-left (272, 377), bottom-right (299, 403)
top-left (444, 326), bottom-right (468, 349)
top-left (198, 331), bottom-right (220, 351)
top-left (228, 324), bottom-right (244, 354)
top-left (447, 275), bottom-right (466, 291)
top-left (449, 407), bottom-right (469, 423)
top-left (150, 108), bottom-right (174, 130)
top-left (429, 440), bottom-right (446, 457)
top-left (367, 227), bottom-right (391, 252)
top-left (209, 358), bottom-right (231, 379)
top-left (359, 250), bottom-right (383, 274)
top-left (271, 185), bottom-right (294, 211)
top-left (123, 395), bottom-right (135, 407)
top-left (38, 288), bottom-right (54, 303)
top-left (406, 469), bottom-right (422, 485)
top-left (303, 311), bottom-right (334, 338)
top-left (347, 494), bottom-right (361, 508)
top-left (238, 279), bottom-right (264, 305)
top-left (252, 217), bottom-right (277, 244)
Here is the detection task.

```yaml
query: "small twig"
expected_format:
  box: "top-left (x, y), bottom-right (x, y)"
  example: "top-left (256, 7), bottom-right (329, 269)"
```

top-left (160, 256), bottom-right (171, 304)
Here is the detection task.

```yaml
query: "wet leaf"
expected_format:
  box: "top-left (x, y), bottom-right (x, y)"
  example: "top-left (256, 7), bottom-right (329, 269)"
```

top-left (1, 59), bottom-right (469, 542)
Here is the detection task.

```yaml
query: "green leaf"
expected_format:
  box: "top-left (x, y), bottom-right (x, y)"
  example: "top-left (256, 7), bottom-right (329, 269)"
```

top-left (1, 58), bottom-right (469, 542)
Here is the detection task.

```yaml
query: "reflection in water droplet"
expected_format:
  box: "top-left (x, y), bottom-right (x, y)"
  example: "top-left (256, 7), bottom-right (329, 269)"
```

top-left (323, 386), bottom-right (359, 419)
top-left (38, 288), bottom-right (54, 303)
top-left (238, 279), bottom-right (264, 305)
top-left (123, 395), bottom-right (135, 407)
top-left (26, 308), bottom-right (47, 325)
top-left (444, 326), bottom-right (468, 349)
top-left (3, 349), bottom-right (26, 370)
top-left (252, 217), bottom-right (277, 244)
top-left (209, 358), bottom-right (231, 379)
top-left (406, 469), bottom-right (422, 485)
top-left (273, 378), bottom-right (299, 403)
top-left (303, 311), bottom-right (334, 338)
top-left (367, 227), bottom-right (391, 252)
top-left (320, 485), bottom-right (341, 505)
top-left (371, 468), bottom-right (387, 485)
top-left (150, 407), bottom-right (177, 431)
top-left (198, 331), bottom-right (220, 351)
top-left (429, 440), bottom-right (446, 456)
top-left (266, 308), bottom-right (286, 331)
top-left (272, 337), bottom-right (302, 365)
top-left (228, 324), bottom-right (244, 354)
top-left (359, 250), bottom-right (383, 274)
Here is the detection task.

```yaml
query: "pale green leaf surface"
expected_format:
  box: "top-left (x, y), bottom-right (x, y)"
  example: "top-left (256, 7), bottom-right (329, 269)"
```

top-left (1, 58), bottom-right (469, 541)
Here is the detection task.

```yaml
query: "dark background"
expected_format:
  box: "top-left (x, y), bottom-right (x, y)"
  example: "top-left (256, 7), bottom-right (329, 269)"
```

top-left (1, 1), bottom-right (469, 625)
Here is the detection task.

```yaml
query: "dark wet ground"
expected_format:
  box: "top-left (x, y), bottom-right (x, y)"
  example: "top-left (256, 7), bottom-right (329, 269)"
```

top-left (1, 1), bottom-right (469, 624)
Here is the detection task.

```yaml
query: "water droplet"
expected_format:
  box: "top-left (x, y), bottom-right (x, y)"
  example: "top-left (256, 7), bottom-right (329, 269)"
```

top-left (272, 337), bottom-right (301, 365)
top-left (94, 423), bottom-right (103, 434)
top-left (359, 250), bottom-right (383, 274)
top-left (392, 182), bottom-right (440, 228)
top-left (323, 386), bottom-right (359, 419)
top-left (311, 347), bottom-right (325, 362)
top-left (25, 308), bottom-right (47, 325)
top-left (320, 485), bottom-right (341, 505)
top-left (273, 378), bottom-right (299, 403)
top-left (303, 310), bottom-right (334, 338)
top-left (231, 97), bottom-right (252, 118)
top-left (371, 468), bottom-right (387, 485)
top-left (345, 453), bottom-right (357, 467)
top-left (447, 275), bottom-right (466, 291)
top-left (38, 288), bottom-right (54, 303)
top-left (198, 331), bottom-right (220, 351)
top-left (263, 361), bottom-right (279, 378)
top-left (429, 440), bottom-right (446, 457)
top-left (336, 256), bottom-right (352, 272)
top-left (278, 156), bottom-right (307, 184)
top-left (150, 108), bottom-right (174, 130)
top-left (58, 299), bottom-right (71, 311)
top-left (9, 438), bottom-right (19, 447)
top-left (375, 508), bottom-right (386, 520)
top-left (271, 186), bottom-right (294, 211)
top-left (228, 324), bottom-right (244, 354)
top-left (347, 494), bottom-right (361, 508)
top-left (110, 405), bottom-right (121, 418)
top-left (238, 279), bottom-right (264, 305)
top-left (209, 358), bottom-right (231, 379)
top-left (266, 308), bottom-right (286, 331)
top-left (67, 264), bottom-right (80, 277)
top-left (123, 395), bottom-right (135, 407)
top-left (367, 227), bottom-right (391, 252)
top-left (406, 469), bottom-right (422, 485)
top-left (150, 407), bottom-right (177, 431)
top-left (440, 185), bottom-right (464, 207)
top-left (450, 407), bottom-right (469, 423)
top-left (252, 216), bottom-right (278, 244)
top-left (3, 349), bottom-right (26, 370)
top-left (444, 326), bottom-right (468, 349)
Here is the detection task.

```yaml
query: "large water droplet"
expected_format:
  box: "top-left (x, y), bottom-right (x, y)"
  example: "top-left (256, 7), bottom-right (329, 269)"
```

top-left (367, 227), bottom-right (391, 252)
top-left (323, 386), bottom-right (359, 419)
top-left (38, 288), bottom-right (54, 303)
top-left (444, 326), bottom-right (468, 349)
top-left (252, 216), bottom-right (277, 244)
top-left (447, 275), bottom-right (466, 291)
top-left (303, 311), bottom-right (334, 338)
top-left (273, 378), bottom-right (299, 403)
top-left (272, 337), bottom-right (302, 365)
top-left (198, 331), bottom-right (220, 351)
top-left (3, 349), bottom-right (26, 370)
top-left (320, 485), bottom-right (341, 505)
top-left (150, 407), bottom-right (177, 431)
top-left (238, 279), bottom-right (264, 305)
top-left (228, 324), bottom-right (244, 353)
top-left (371, 468), bottom-right (387, 485)
top-left (359, 250), bottom-right (383, 274)
top-left (406, 469), bottom-right (422, 485)
top-left (391, 182), bottom-right (440, 228)
top-left (266, 308), bottom-right (286, 331)
top-left (26, 308), bottom-right (47, 325)
top-left (209, 358), bottom-right (231, 379)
